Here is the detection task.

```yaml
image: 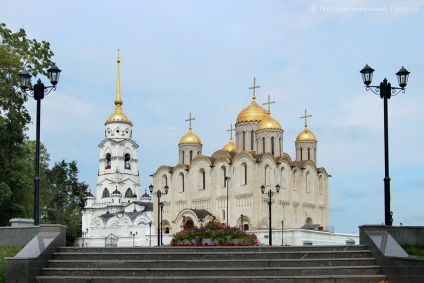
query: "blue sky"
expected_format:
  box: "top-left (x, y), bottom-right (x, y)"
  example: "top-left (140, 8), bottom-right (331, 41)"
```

top-left (2, 0), bottom-right (423, 233)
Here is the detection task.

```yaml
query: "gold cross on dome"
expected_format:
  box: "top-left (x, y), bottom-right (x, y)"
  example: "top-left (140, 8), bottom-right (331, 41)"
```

top-left (300, 109), bottom-right (312, 127)
top-left (249, 78), bottom-right (260, 100)
top-left (263, 95), bottom-right (275, 113)
top-left (185, 112), bottom-right (195, 130)
top-left (227, 124), bottom-right (236, 138)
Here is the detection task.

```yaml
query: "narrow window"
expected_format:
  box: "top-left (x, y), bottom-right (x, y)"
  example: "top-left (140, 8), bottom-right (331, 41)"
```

top-left (182, 151), bottom-right (185, 164)
top-left (202, 170), bottom-right (206, 190)
top-left (244, 164), bottom-right (247, 185)
top-left (262, 138), bottom-right (265, 153)
top-left (308, 147), bottom-right (311, 160)
top-left (300, 148), bottom-right (303, 160)
top-left (242, 131), bottom-right (246, 150)
top-left (250, 130), bottom-right (254, 150)
top-left (124, 153), bottom-right (131, 169)
top-left (180, 173), bottom-right (185, 192)
top-left (190, 151), bottom-right (193, 162)
top-left (105, 153), bottom-right (111, 169)
top-left (223, 167), bottom-right (227, 188)
top-left (271, 137), bottom-right (275, 155)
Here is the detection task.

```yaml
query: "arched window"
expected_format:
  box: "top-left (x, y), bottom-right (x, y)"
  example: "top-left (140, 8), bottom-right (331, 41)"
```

top-left (250, 130), bottom-right (254, 150)
top-left (202, 170), bottom-right (206, 190)
top-left (124, 153), bottom-right (131, 169)
top-left (222, 166), bottom-right (227, 188)
top-left (265, 165), bottom-right (271, 186)
top-left (262, 138), bottom-right (265, 153)
top-left (308, 147), bottom-right (311, 160)
top-left (105, 153), bottom-right (111, 169)
top-left (271, 137), bottom-right (275, 155)
top-left (300, 148), bottom-right (303, 160)
top-left (242, 131), bottom-right (246, 150)
top-left (190, 151), bottom-right (193, 162)
top-left (102, 188), bottom-right (110, 198)
top-left (182, 151), bottom-right (185, 164)
top-left (244, 224), bottom-right (249, 231)
top-left (241, 163), bottom-right (248, 185)
top-left (306, 172), bottom-right (311, 193)
top-left (165, 227), bottom-right (170, 234)
top-left (125, 188), bottom-right (133, 198)
top-left (184, 219), bottom-right (194, 230)
top-left (180, 172), bottom-right (185, 192)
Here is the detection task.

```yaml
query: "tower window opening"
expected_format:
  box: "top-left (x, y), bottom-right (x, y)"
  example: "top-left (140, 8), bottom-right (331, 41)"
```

top-left (271, 137), bottom-right (275, 155)
top-left (124, 153), bottom-right (131, 169)
top-left (105, 153), bottom-right (111, 169)
top-left (250, 130), bottom-right (254, 150)
top-left (242, 131), bottom-right (246, 150)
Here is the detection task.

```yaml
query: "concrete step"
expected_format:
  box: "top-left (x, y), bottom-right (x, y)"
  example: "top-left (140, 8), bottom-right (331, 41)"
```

top-left (36, 275), bottom-right (388, 283)
top-left (57, 245), bottom-right (368, 254)
top-left (52, 250), bottom-right (373, 260)
top-left (47, 258), bottom-right (377, 269)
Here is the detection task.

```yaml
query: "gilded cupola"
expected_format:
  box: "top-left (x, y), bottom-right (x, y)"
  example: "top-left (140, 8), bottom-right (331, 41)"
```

top-left (296, 110), bottom-right (316, 142)
top-left (105, 50), bottom-right (133, 125)
top-left (179, 113), bottom-right (202, 145)
top-left (257, 114), bottom-right (282, 131)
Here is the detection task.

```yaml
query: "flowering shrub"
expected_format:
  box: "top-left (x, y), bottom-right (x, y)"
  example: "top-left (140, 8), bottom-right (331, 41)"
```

top-left (171, 220), bottom-right (259, 246)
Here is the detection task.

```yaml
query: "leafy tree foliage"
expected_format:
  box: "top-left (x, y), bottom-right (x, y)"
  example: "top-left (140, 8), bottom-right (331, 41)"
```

top-left (0, 23), bottom-right (55, 225)
top-left (43, 160), bottom-right (90, 245)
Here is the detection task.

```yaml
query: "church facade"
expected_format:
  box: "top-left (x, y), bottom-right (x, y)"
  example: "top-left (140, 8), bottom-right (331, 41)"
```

top-left (81, 53), bottom-right (154, 247)
top-left (152, 80), bottom-right (329, 236)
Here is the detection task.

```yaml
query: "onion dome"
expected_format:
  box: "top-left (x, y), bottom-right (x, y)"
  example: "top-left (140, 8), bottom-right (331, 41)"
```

top-left (105, 51), bottom-right (133, 125)
top-left (179, 129), bottom-right (202, 145)
top-left (257, 114), bottom-right (282, 131)
top-left (296, 126), bottom-right (317, 142)
top-left (223, 137), bottom-right (236, 152)
top-left (236, 99), bottom-right (269, 124)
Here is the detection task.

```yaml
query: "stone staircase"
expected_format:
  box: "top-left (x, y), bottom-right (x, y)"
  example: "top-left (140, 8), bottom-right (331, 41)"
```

top-left (36, 245), bottom-right (387, 282)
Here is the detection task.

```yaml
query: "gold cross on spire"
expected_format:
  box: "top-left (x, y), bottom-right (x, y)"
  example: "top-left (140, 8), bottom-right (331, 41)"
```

top-left (249, 78), bottom-right (260, 100)
top-left (262, 95), bottom-right (275, 113)
top-left (185, 112), bottom-right (195, 130)
top-left (300, 109), bottom-right (312, 127)
top-left (227, 124), bottom-right (236, 138)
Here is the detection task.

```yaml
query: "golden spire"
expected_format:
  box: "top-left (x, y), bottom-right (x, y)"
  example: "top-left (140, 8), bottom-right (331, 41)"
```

top-left (249, 77), bottom-right (260, 100)
top-left (115, 48), bottom-right (122, 111)
top-left (105, 49), bottom-right (132, 125)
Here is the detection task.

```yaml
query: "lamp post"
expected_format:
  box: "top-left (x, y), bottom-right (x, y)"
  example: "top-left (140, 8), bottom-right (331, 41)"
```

top-left (148, 221), bottom-right (152, 247)
top-left (130, 231), bottom-right (137, 247)
top-left (225, 177), bottom-right (230, 226)
top-left (18, 66), bottom-right (62, 226)
top-left (261, 184), bottom-right (280, 246)
top-left (240, 214), bottom-right (244, 231)
top-left (281, 220), bottom-right (284, 246)
top-left (360, 65), bottom-right (410, 226)
top-left (149, 184), bottom-right (169, 246)
top-left (159, 202), bottom-right (164, 246)
top-left (82, 229), bottom-right (88, 247)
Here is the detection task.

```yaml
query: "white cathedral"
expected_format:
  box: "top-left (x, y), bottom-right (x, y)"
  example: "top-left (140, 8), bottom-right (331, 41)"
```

top-left (81, 53), bottom-right (155, 247)
top-left (152, 80), bottom-right (329, 237)
top-left (81, 52), bottom-right (330, 247)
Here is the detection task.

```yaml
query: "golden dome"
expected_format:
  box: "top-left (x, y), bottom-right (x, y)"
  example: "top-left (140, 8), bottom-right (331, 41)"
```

top-left (296, 127), bottom-right (317, 142)
top-left (179, 129), bottom-right (202, 145)
top-left (105, 110), bottom-right (132, 125)
top-left (257, 114), bottom-right (282, 131)
top-left (236, 99), bottom-right (269, 124)
top-left (223, 137), bottom-right (236, 152)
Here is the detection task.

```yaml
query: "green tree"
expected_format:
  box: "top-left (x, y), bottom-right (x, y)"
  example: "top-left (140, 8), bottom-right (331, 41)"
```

top-left (44, 160), bottom-right (90, 245)
top-left (0, 23), bottom-right (55, 225)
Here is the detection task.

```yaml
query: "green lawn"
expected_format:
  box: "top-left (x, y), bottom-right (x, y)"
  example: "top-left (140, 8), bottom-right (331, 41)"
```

top-left (402, 244), bottom-right (424, 257)
top-left (0, 246), bottom-right (23, 283)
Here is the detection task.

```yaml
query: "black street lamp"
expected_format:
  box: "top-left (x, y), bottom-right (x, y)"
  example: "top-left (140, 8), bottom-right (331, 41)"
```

top-left (82, 229), bottom-right (88, 247)
top-left (240, 214), bottom-right (244, 231)
top-left (148, 221), bottom-right (152, 247)
top-left (281, 220), bottom-right (284, 246)
top-left (130, 231), bottom-right (137, 247)
top-left (149, 184), bottom-right (169, 246)
top-left (225, 177), bottom-right (230, 226)
top-left (159, 202), bottom-right (164, 245)
top-left (360, 64), bottom-right (410, 226)
top-left (261, 184), bottom-right (280, 246)
top-left (19, 65), bottom-right (62, 226)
